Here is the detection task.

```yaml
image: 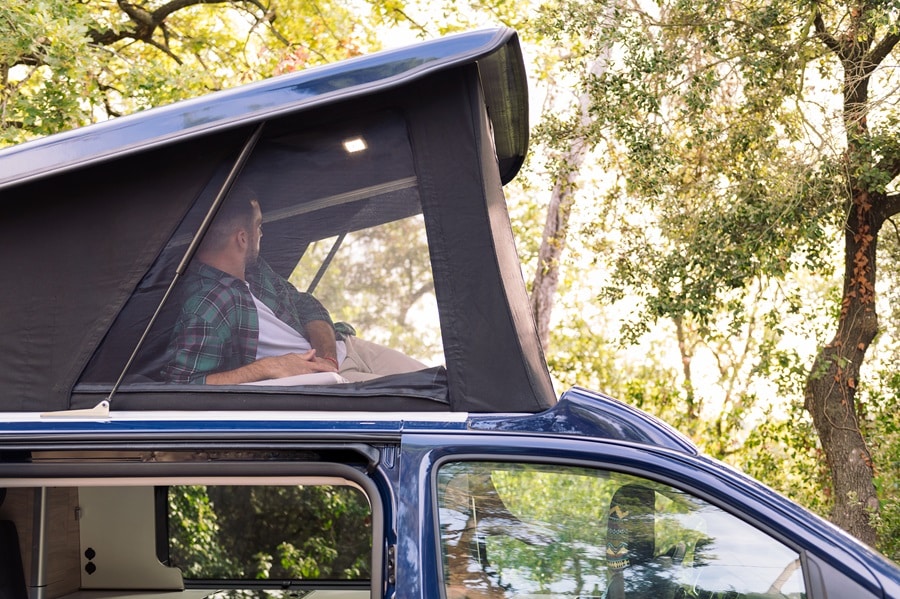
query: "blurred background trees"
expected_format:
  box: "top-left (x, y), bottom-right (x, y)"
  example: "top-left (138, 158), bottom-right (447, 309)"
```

top-left (527, 0), bottom-right (900, 547)
top-left (0, 0), bottom-right (377, 144)
top-left (168, 484), bottom-right (371, 580)
top-left (3, 0), bottom-right (900, 556)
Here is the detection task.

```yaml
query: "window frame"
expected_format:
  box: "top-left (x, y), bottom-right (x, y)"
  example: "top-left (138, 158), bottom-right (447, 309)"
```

top-left (0, 458), bottom-right (387, 599)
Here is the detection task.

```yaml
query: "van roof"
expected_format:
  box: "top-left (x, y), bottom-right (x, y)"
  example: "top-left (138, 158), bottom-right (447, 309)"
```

top-left (0, 28), bottom-right (528, 191)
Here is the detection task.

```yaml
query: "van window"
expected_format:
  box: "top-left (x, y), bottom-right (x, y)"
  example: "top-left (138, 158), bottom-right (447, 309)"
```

top-left (164, 484), bottom-right (372, 584)
top-left (437, 462), bottom-right (807, 598)
top-left (0, 481), bottom-right (374, 599)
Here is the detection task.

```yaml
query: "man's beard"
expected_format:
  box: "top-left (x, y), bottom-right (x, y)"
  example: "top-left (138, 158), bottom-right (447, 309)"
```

top-left (246, 249), bottom-right (260, 268)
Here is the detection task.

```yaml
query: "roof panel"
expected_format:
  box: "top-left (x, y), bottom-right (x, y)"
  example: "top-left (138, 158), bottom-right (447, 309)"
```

top-left (0, 28), bottom-right (527, 190)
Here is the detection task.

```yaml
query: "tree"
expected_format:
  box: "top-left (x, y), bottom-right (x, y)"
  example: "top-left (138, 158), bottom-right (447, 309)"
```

top-left (803, 4), bottom-right (900, 544)
top-left (288, 217), bottom-right (444, 363)
top-left (529, 46), bottom-right (608, 350)
top-left (541, 0), bottom-right (900, 545)
top-left (1, 0), bottom-right (376, 146)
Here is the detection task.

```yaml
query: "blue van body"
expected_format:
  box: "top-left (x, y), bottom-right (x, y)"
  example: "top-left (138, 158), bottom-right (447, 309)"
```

top-left (1, 391), bottom-right (898, 598)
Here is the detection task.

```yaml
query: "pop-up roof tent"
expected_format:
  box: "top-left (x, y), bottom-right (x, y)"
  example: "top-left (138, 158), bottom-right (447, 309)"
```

top-left (0, 28), bottom-right (555, 414)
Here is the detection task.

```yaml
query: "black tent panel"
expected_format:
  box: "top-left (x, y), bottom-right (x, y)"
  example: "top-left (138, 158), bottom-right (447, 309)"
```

top-left (408, 67), bottom-right (554, 412)
top-left (0, 132), bottom-right (245, 411)
top-left (78, 108), bottom-right (438, 394)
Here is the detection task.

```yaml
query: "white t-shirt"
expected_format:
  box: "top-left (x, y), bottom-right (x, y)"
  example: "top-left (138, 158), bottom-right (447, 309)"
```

top-left (251, 291), bottom-right (346, 365)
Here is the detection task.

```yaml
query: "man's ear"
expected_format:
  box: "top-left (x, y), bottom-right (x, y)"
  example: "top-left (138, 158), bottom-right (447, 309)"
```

top-left (235, 228), bottom-right (248, 249)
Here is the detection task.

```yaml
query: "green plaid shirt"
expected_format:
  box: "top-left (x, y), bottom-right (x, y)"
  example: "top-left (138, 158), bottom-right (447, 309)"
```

top-left (163, 260), bottom-right (333, 384)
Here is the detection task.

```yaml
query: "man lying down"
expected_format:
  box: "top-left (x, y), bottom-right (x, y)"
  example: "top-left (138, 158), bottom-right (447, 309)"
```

top-left (162, 188), bottom-right (426, 385)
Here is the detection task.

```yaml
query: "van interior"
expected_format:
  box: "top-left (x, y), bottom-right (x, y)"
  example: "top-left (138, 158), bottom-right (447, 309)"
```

top-left (0, 448), bottom-right (380, 599)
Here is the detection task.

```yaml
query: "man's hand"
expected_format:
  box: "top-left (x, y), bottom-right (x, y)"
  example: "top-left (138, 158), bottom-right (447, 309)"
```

top-left (205, 349), bottom-right (333, 384)
top-left (263, 350), bottom-right (336, 378)
top-left (313, 355), bottom-right (340, 372)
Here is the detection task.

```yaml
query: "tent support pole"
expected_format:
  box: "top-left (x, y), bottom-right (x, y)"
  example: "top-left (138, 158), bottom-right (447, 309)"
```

top-left (105, 122), bottom-right (266, 404)
top-left (306, 231), bottom-right (347, 294)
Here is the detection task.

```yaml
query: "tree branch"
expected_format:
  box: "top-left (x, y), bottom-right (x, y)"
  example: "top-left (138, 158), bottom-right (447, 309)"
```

top-left (882, 193), bottom-right (900, 220)
top-left (151, 0), bottom-right (234, 22)
top-left (865, 27), bottom-right (900, 75)
top-left (813, 10), bottom-right (843, 57)
top-left (147, 37), bottom-right (183, 64)
top-left (89, 0), bottom-right (270, 47)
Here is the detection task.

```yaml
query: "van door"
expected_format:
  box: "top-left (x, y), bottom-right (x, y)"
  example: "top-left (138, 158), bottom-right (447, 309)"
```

top-left (401, 434), bottom-right (884, 599)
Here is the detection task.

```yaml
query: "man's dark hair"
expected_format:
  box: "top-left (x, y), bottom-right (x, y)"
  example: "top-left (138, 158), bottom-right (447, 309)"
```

top-left (199, 183), bottom-right (259, 253)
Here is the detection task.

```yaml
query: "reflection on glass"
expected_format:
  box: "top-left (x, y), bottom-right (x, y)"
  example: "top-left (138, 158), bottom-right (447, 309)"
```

top-left (201, 590), bottom-right (369, 599)
top-left (437, 463), bottom-right (807, 599)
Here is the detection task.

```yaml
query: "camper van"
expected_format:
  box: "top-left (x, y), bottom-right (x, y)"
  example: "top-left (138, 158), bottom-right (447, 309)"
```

top-left (0, 27), bottom-right (897, 599)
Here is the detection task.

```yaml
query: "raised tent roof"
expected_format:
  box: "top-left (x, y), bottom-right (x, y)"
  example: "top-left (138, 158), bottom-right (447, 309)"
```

top-left (0, 27), bottom-right (556, 414)
top-left (0, 28), bottom-right (528, 192)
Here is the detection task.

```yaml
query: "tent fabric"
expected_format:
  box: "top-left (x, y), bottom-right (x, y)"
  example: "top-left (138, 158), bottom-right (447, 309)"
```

top-left (79, 110), bottom-right (421, 386)
top-left (72, 367), bottom-right (451, 412)
top-left (407, 68), bottom-right (554, 413)
top-left (0, 133), bottom-right (245, 412)
top-left (0, 28), bottom-right (556, 414)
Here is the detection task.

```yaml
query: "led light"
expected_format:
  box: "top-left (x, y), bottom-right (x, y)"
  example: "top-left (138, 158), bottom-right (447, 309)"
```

top-left (343, 137), bottom-right (367, 153)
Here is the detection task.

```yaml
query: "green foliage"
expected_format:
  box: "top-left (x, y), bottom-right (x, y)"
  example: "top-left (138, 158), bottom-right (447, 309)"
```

top-left (505, 177), bottom-right (551, 281)
top-left (168, 485), bottom-right (371, 580)
top-left (368, 0), bottom-right (539, 39)
top-left (0, 0), bottom-right (380, 146)
top-left (860, 368), bottom-right (900, 561)
top-left (531, 0), bottom-right (900, 547)
top-left (738, 404), bottom-right (831, 516)
top-left (534, 0), bottom-right (850, 335)
top-left (168, 485), bottom-right (238, 577)
top-left (545, 311), bottom-right (628, 393)
top-left (0, 1), bottom-right (95, 142)
top-left (620, 370), bottom-right (691, 430)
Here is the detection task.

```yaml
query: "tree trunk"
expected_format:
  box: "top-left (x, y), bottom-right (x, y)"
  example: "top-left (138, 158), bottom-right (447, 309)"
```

top-left (531, 42), bottom-right (616, 349)
top-left (806, 7), bottom-right (900, 547)
top-left (803, 189), bottom-right (881, 545)
top-left (531, 140), bottom-right (587, 349)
